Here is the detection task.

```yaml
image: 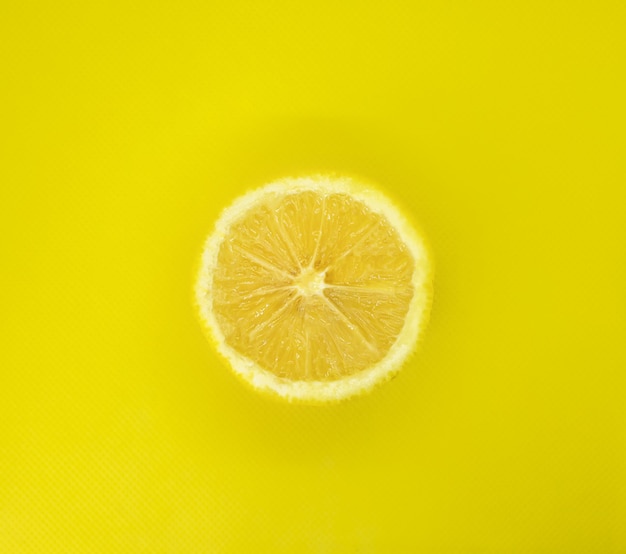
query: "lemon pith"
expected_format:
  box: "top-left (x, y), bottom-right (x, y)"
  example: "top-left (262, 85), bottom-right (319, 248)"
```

top-left (195, 176), bottom-right (432, 402)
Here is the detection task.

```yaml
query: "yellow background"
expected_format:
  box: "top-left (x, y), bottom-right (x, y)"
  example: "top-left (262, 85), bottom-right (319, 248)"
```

top-left (1, 1), bottom-right (625, 552)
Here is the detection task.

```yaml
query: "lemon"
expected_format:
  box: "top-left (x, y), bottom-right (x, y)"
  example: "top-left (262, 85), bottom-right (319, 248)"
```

top-left (195, 175), bottom-right (433, 402)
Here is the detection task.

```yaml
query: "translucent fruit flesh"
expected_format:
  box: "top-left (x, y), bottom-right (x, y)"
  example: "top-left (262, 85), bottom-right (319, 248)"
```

top-left (211, 190), bottom-right (415, 382)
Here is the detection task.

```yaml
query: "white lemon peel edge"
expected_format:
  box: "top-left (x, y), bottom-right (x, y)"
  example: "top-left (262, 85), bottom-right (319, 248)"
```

top-left (194, 175), bottom-right (433, 403)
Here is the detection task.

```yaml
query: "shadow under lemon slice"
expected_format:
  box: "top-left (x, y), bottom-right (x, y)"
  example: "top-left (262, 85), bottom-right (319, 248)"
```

top-left (195, 175), bottom-right (433, 403)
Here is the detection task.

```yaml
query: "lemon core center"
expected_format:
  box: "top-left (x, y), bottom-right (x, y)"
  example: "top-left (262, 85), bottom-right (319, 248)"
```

top-left (293, 267), bottom-right (326, 296)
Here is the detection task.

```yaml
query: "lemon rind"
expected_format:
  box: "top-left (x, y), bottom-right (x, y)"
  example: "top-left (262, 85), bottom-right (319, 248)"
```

top-left (195, 175), bottom-right (433, 403)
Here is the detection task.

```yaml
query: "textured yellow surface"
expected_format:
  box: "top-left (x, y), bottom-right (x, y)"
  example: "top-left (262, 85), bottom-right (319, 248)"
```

top-left (1, 1), bottom-right (625, 552)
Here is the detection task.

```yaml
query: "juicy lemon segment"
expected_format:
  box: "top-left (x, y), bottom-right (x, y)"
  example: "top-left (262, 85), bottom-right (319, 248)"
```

top-left (196, 176), bottom-right (432, 402)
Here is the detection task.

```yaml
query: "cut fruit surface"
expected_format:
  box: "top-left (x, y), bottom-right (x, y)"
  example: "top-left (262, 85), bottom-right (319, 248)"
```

top-left (195, 176), bottom-right (432, 402)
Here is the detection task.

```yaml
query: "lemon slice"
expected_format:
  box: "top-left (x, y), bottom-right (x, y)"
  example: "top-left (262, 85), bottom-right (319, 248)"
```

top-left (195, 175), bottom-right (433, 402)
